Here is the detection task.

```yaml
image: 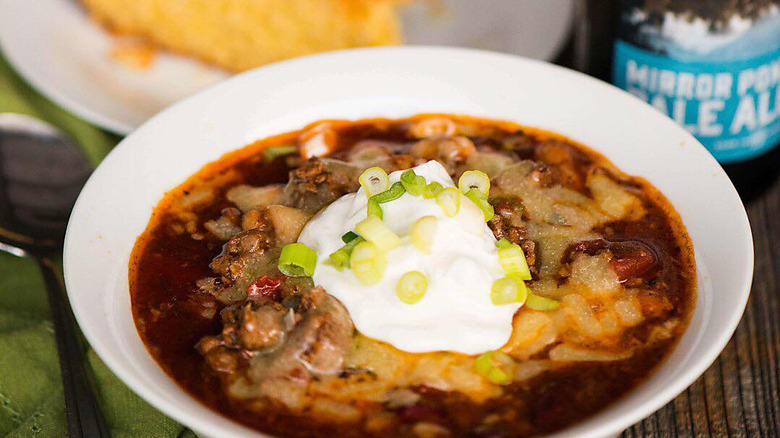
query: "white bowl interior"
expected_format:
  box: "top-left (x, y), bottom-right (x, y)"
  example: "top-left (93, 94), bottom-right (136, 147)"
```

top-left (64, 47), bottom-right (752, 438)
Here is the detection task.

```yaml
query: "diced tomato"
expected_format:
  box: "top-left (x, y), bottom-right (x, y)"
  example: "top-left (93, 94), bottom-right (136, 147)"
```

top-left (246, 275), bottom-right (284, 301)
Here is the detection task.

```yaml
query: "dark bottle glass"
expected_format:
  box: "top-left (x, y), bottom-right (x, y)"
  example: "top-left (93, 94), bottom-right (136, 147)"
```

top-left (577, 0), bottom-right (780, 200)
top-left (723, 136), bottom-right (779, 200)
top-left (573, 0), bottom-right (619, 81)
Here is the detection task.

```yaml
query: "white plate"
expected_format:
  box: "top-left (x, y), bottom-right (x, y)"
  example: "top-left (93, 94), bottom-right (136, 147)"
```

top-left (0, 0), bottom-right (573, 135)
top-left (64, 47), bottom-right (752, 438)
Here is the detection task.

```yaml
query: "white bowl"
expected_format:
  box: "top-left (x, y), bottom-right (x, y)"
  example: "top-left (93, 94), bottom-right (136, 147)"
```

top-left (64, 47), bottom-right (753, 438)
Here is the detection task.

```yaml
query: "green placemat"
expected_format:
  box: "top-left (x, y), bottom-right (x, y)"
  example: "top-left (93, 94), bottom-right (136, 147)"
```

top-left (0, 52), bottom-right (192, 437)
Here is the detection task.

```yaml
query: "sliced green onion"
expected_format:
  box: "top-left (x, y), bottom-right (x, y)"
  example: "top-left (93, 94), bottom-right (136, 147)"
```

top-left (500, 275), bottom-right (528, 306)
top-left (498, 245), bottom-right (531, 280)
top-left (359, 167), bottom-right (390, 198)
top-left (458, 170), bottom-right (490, 197)
top-left (342, 236), bottom-right (365, 253)
top-left (372, 181), bottom-right (406, 203)
top-left (495, 238), bottom-right (513, 249)
top-left (367, 198), bottom-right (383, 219)
top-left (396, 271), bottom-right (428, 304)
top-left (278, 243), bottom-right (317, 277)
top-left (474, 351), bottom-right (516, 385)
top-left (327, 236), bottom-right (366, 270)
top-left (263, 145), bottom-right (297, 161)
top-left (327, 249), bottom-right (350, 271)
top-left (525, 290), bottom-right (560, 311)
top-left (366, 181), bottom-right (406, 219)
top-left (410, 216), bottom-right (438, 253)
top-left (515, 278), bottom-right (529, 304)
top-left (491, 277), bottom-right (518, 305)
top-left (423, 182), bottom-right (444, 199)
top-left (350, 241), bottom-right (387, 286)
top-left (464, 189), bottom-right (494, 222)
top-left (436, 188), bottom-right (461, 218)
top-left (342, 231), bottom-right (360, 243)
top-left (400, 169), bottom-right (416, 185)
top-left (413, 176), bottom-right (427, 194)
top-left (400, 169), bottom-right (426, 196)
top-left (355, 215), bottom-right (401, 252)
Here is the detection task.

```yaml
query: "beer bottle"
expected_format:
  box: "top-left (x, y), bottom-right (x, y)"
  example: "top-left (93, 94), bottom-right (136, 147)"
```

top-left (578, 0), bottom-right (780, 200)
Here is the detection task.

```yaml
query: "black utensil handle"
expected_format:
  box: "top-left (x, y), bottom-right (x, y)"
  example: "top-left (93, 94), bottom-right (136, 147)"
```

top-left (37, 256), bottom-right (111, 438)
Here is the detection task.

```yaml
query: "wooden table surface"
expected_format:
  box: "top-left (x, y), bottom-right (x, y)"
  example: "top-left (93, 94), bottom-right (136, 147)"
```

top-left (621, 178), bottom-right (780, 437)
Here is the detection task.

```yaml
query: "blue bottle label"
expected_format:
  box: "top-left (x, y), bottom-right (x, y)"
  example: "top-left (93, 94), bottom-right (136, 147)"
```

top-left (612, 13), bottom-right (780, 164)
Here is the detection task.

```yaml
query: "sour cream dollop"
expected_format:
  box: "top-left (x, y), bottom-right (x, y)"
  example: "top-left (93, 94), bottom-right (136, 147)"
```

top-left (298, 161), bottom-right (521, 354)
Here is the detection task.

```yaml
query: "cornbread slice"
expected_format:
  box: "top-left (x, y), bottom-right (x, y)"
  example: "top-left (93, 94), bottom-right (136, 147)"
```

top-left (82, 0), bottom-right (405, 72)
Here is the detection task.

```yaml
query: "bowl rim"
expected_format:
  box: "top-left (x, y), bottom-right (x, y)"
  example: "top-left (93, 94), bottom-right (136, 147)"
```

top-left (63, 46), bottom-right (754, 438)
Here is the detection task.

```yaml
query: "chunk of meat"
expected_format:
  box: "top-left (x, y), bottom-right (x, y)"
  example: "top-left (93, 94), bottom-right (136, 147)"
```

top-left (242, 287), bottom-right (353, 384)
top-left (202, 300), bottom-right (290, 361)
top-left (210, 229), bottom-right (275, 281)
top-left (487, 197), bottom-right (537, 274)
top-left (282, 158), bottom-right (361, 213)
top-left (286, 288), bottom-right (353, 374)
top-left (237, 303), bottom-right (288, 352)
top-left (488, 198), bottom-right (525, 242)
top-left (201, 227), bottom-right (279, 304)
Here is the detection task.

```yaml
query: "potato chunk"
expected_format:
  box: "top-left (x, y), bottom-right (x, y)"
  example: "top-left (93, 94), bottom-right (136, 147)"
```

top-left (226, 184), bottom-right (284, 212)
top-left (587, 173), bottom-right (643, 219)
top-left (266, 205), bottom-right (309, 245)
